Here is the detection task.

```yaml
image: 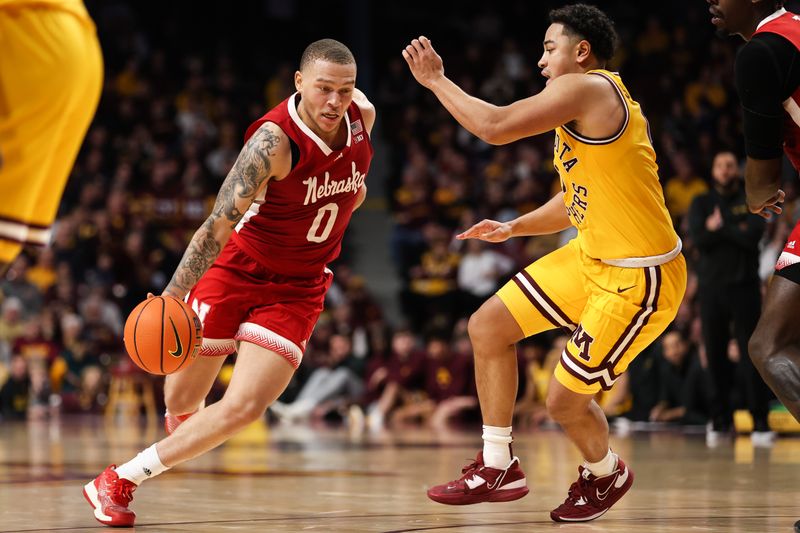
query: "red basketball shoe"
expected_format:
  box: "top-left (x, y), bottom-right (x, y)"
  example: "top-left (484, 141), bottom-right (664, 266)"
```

top-left (83, 465), bottom-right (137, 527)
top-left (550, 457), bottom-right (633, 522)
top-left (164, 410), bottom-right (195, 435)
top-left (427, 452), bottom-right (529, 505)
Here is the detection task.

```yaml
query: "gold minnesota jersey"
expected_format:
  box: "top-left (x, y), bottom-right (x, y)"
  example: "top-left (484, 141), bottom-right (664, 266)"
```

top-left (553, 69), bottom-right (679, 262)
top-left (0, 0), bottom-right (92, 23)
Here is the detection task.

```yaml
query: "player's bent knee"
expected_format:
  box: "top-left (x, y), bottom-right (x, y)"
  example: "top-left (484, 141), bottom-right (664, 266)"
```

top-left (545, 394), bottom-right (569, 421)
top-left (221, 398), bottom-right (268, 428)
top-left (545, 386), bottom-right (589, 422)
top-left (466, 312), bottom-right (487, 345)
top-left (468, 306), bottom-right (515, 355)
top-left (748, 330), bottom-right (774, 370)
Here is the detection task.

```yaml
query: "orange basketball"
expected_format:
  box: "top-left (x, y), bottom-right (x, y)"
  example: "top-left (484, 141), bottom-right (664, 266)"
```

top-left (123, 295), bottom-right (203, 375)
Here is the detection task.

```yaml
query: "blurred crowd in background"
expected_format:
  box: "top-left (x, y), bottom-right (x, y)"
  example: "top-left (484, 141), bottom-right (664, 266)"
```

top-left (2, 1), bottom-right (798, 437)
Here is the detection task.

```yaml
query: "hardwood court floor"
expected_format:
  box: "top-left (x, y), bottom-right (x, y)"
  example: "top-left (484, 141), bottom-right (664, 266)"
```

top-left (1, 416), bottom-right (799, 532)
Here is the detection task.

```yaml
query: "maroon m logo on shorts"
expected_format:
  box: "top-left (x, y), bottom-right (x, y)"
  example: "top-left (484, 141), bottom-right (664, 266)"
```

top-left (570, 325), bottom-right (595, 362)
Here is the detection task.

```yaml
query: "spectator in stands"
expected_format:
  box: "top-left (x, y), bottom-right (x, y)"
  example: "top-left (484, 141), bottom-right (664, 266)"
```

top-left (665, 151), bottom-right (708, 225)
top-left (271, 334), bottom-right (364, 423)
top-left (457, 238), bottom-right (515, 316)
top-left (57, 313), bottom-right (103, 412)
top-left (0, 355), bottom-right (29, 420)
top-left (688, 151), bottom-right (773, 445)
top-left (0, 297), bottom-right (24, 365)
top-left (403, 225), bottom-right (461, 332)
top-left (649, 329), bottom-right (709, 426)
top-left (27, 363), bottom-right (56, 421)
top-left (513, 335), bottom-right (557, 428)
top-left (618, 343), bottom-right (661, 423)
top-left (361, 328), bottom-right (426, 431)
top-left (390, 333), bottom-right (472, 427)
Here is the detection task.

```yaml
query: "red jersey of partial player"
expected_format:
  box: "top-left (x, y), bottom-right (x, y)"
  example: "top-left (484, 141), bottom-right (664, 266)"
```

top-left (755, 10), bottom-right (800, 170)
top-left (232, 93), bottom-right (373, 277)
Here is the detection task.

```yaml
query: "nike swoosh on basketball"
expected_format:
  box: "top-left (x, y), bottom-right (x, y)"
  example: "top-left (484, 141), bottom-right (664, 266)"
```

top-left (617, 285), bottom-right (636, 293)
top-left (334, 152), bottom-right (344, 161)
top-left (168, 317), bottom-right (183, 358)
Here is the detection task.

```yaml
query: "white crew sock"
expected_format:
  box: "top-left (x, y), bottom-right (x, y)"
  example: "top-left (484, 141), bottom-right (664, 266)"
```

top-left (584, 449), bottom-right (617, 477)
top-left (482, 425), bottom-right (513, 468)
top-left (114, 444), bottom-right (170, 485)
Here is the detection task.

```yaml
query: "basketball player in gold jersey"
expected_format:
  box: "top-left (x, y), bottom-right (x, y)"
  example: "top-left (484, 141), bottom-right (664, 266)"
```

top-left (404, 4), bottom-right (686, 522)
top-left (0, 0), bottom-right (102, 271)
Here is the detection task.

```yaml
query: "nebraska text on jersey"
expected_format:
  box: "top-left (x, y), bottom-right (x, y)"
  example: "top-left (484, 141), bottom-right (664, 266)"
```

top-left (302, 161), bottom-right (366, 206)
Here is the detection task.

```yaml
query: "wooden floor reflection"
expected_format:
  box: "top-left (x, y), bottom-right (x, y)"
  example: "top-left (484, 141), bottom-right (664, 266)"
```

top-left (1, 416), bottom-right (799, 532)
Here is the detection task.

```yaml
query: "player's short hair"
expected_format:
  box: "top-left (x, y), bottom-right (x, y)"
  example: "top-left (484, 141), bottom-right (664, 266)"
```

top-left (299, 39), bottom-right (355, 71)
top-left (549, 4), bottom-right (618, 63)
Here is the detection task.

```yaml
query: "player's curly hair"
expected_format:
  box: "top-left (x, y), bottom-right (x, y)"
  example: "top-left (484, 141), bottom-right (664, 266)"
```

top-left (300, 39), bottom-right (355, 71)
top-left (549, 4), bottom-right (618, 63)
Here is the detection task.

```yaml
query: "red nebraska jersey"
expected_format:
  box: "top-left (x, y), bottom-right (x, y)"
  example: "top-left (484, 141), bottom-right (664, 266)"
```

top-left (754, 11), bottom-right (800, 169)
top-left (231, 93), bottom-right (373, 277)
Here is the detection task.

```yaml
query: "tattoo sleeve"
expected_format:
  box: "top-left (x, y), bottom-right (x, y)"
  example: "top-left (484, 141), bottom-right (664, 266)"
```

top-left (164, 124), bottom-right (280, 298)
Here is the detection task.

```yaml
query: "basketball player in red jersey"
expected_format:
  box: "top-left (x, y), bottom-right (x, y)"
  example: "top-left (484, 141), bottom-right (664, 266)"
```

top-left (708, 0), bottom-right (800, 426)
top-left (82, 39), bottom-right (375, 527)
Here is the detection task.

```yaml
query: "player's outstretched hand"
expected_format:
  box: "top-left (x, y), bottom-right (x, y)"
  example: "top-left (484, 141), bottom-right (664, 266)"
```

top-left (402, 36), bottom-right (444, 89)
top-left (749, 189), bottom-right (785, 219)
top-left (456, 219), bottom-right (513, 243)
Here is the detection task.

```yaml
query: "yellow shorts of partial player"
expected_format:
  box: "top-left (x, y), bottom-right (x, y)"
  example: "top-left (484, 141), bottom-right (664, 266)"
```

top-left (498, 238), bottom-right (687, 395)
top-left (0, 5), bottom-right (102, 262)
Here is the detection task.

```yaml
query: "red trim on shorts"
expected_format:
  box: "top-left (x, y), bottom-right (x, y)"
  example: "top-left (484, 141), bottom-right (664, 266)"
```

top-left (198, 339), bottom-right (236, 357)
top-left (235, 323), bottom-right (303, 369)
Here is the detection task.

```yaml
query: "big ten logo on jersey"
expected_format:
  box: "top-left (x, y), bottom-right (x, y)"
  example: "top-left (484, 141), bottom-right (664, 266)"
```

top-left (569, 324), bottom-right (594, 362)
top-left (351, 119), bottom-right (364, 143)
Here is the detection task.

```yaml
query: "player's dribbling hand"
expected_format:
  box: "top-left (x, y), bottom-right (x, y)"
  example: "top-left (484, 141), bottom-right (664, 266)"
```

top-left (456, 219), bottom-right (513, 243)
top-left (748, 189), bottom-right (785, 219)
top-left (402, 36), bottom-right (444, 89)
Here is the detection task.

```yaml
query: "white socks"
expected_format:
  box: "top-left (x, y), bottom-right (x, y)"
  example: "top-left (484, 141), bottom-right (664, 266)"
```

top-left (115, 444), bottom-right (170, 485)
top-left (584, 449), bottom-right (617, 477)
top-left (482, 425), bottom-right (513, 468)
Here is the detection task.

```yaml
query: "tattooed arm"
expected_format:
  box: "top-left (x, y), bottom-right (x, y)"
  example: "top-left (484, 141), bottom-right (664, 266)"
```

top-left (163, 122), bottom-right (290, 299)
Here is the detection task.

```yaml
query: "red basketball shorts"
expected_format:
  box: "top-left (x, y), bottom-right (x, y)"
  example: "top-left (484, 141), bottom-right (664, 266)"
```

top-left (186, 240), bottom-right (333, 368)
top-left (775, 220), bottom-right (800, 285)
